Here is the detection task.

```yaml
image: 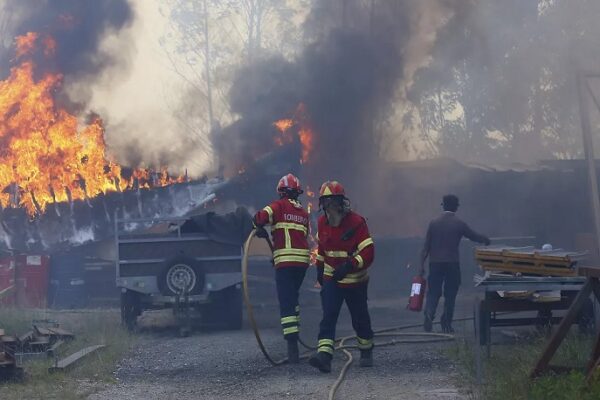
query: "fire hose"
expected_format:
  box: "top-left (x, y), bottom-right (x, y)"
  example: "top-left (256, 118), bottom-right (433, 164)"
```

top-left (242, 229), bottom-right (457, 398)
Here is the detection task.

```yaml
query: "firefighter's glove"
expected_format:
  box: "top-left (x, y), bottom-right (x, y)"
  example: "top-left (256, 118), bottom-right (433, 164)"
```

top-left (333, 261), bottom-right (353, 282)
top-left (255, 226), bottom-right (269, 239)
top-left (317, 266), bottom-right (324, 286)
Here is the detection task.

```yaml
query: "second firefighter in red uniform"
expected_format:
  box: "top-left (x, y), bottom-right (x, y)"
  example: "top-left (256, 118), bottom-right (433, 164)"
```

top-left (309, 180), bottom-right (375, 373)
top-left (253, 173), bottom-right (310, 363)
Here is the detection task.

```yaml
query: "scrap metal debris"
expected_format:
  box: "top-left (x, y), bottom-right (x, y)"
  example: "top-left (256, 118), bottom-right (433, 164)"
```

top-left (18, 320), bottom-right (74, 358)
top-left (49, 345), bottom-right (106, 373)
top-left (0, 328), bottom-right (23, 380)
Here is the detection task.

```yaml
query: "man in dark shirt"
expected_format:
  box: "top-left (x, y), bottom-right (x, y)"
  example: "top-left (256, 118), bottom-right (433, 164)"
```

top-left (419, 194), bottom-right (490, 333)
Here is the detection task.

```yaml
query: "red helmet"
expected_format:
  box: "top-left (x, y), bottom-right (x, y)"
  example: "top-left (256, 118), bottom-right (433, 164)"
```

top-left (277, 173), bottom-right (303, 193)
top-left (319, 180), bottom-right (345, 198)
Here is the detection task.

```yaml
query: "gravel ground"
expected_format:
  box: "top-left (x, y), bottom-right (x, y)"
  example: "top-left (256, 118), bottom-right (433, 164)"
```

top-left (89, 288), bottom-right (470, 400)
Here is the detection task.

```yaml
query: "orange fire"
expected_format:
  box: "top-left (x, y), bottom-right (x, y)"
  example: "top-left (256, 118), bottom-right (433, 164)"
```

top-left (15, 32), bottom-right (39, 59)
top-left (0, 33), bottom-right (183, 215)
top-left (298, 128), bottom-right (314, 165)
top-left (272, 103), bottom-right (315, 164)
top-left (305, 185), bottom-right (316, 214)
top-left (273, 118), bottom-right (293, 133)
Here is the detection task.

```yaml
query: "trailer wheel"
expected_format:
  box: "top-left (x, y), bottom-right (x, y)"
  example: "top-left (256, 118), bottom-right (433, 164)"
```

top-left (121, 290), bottom-right (141, 332)
top-left (158, 256), bottom-right (204, 296)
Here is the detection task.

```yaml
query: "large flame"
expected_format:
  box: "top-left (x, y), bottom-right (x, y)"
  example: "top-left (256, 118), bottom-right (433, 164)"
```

top-left (272, 103), bottom-right (315, 164)
top-left (0, 33), bottom-right (183, 216)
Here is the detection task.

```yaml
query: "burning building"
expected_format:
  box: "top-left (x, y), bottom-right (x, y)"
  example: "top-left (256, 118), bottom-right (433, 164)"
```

top-left (0, 1), bottom-right (595, 263)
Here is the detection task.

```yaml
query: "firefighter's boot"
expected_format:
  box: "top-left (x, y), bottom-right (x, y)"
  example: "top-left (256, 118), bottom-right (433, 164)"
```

top-left (287, 339), bottom-right (299, 364)
top-left (309, 352), bottom-right (332, 373)
top-left (359, 349), bottom-right (373, 367)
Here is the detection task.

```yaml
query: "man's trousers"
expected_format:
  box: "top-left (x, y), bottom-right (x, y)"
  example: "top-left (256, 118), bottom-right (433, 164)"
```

top-left (424, 262), bottom-right (461, 325)
top-left (316, 280), bottom-right (374, 355)
top-left (275, 266), bottom-right (307, 340)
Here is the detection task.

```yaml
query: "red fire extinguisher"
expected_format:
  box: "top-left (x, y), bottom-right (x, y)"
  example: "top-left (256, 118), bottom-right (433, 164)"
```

top-left (407, 275), bottom-right (426, 312)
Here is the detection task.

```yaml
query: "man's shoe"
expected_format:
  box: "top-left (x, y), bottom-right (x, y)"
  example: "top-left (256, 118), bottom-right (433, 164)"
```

top-left (309, 352), bottom-right (332, 373)
top-left (287, 339), bottom-right (299, 364)
top-left (424, 313), bottom-right (433, 332)
top-left (359, 349), bottom-right (373, 367)
top-left (441, 322), bottom-right (455, 334)
top-left (440, 316), bottom-right (455, 334)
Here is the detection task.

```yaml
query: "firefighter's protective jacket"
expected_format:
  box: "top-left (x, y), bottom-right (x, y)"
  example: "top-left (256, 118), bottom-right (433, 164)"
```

top-left (254, 198), bottom-right (310, 268)
top-left (315, 211), bottom-right (375, 287)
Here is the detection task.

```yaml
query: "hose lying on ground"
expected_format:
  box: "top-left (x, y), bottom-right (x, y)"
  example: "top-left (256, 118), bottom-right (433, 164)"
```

top-left (242, 229), bottom-right (458, 397)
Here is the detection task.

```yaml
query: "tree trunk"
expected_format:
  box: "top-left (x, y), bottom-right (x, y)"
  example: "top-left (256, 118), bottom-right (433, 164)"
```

top-left (202, 0), bottom-right (214, 130)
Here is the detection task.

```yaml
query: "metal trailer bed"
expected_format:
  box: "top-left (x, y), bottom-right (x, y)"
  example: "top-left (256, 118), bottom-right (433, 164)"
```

top-left (115, 216), bottom-right (243, 335)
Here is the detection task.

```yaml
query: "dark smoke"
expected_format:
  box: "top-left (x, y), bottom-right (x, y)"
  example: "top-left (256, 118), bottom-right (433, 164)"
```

top-left (219, 1), bottom-right (411, 193)
top-left (217, 56), bottom-right (302, 176)
top-left (0, 0), bottom-right (133, 80)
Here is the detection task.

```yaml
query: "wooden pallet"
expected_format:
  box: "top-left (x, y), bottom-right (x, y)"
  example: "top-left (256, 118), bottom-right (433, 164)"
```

top-left (478, 262), bottom-right (577, 277)
top-left (475, 246), bottom-right (586, 277)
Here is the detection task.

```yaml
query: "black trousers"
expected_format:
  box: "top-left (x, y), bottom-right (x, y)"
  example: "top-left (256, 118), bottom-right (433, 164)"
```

top-left (316, 280), bottom-right (374, 355)
top-left (424, 262), bottom-right (461, 324)
top-left (275, 266), bottom-right (307, 340)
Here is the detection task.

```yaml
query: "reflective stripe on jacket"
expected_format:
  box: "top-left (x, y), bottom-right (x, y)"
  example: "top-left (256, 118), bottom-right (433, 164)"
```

top-left (254, 198), bottom-right (310, 268)
top-left (315, 211), bottom-right (374, 287)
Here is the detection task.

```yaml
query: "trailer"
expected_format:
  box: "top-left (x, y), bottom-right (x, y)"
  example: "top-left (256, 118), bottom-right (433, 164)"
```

top-left (115, 211), bottom-right (251, 335)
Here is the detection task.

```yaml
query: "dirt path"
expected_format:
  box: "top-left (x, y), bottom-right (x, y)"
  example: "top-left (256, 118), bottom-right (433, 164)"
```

top-left (89, 295), bottom-right (468, 400)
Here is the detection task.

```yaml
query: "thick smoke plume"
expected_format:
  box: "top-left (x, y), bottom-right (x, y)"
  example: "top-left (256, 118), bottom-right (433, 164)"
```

top-left (0, 0), bottom-right (133, 80)
top-left (219, 0), bottom-right (462, 201)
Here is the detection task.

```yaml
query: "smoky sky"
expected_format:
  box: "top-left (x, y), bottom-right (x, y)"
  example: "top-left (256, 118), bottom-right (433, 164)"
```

top-left (221, 1), bottom-right (411, 188)
top-left (0, 0), bottom-right (133, 79)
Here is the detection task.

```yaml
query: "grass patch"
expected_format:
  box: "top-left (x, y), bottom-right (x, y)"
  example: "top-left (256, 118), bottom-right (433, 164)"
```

top-left (0, 308), bottom-right (134, 400)
top-left (448, 331), bottom-right (600, 400)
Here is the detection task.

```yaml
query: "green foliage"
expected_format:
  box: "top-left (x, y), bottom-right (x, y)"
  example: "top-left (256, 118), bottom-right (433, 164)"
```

top-left (448, 332), bottom-right (600, 400)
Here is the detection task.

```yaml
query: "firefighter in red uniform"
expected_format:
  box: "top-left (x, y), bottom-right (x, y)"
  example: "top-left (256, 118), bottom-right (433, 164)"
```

top-left (253, 173), bottom-right (310, 363)
top-left (309, 181), bottom-right (375, 373)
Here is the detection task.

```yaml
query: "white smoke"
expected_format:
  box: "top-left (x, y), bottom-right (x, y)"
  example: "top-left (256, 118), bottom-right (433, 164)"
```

top-left (66, 0), bottom-right (213, 177)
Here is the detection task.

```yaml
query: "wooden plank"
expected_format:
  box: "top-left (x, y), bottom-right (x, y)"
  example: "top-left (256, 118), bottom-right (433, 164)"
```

top-left (579, 266), bottom-right (600, 279)
top-left (586, 356), bottom-right (600, 383)
top-left (0, 285), bottom-right (14, 300)
top-left (480, 263), bottom-right (577, 277)
top-left (46, 340), bottom-right (64, 358)
top-left (18, 331), bottom-right (33, 344)
top-left (46, 327), bottom-right (74, 338)
top-left (49, 345), bottom-right (106, 373)
top-left (530, 279), bottom-right (593, 378)
top-left (587, 331), bottom-right (600, 374)
top-left (586, 282), bottom-right (600, 381)
top-left (29, 336), bottom-right (50, 345)
top-left (34, 326), bottom-right (54, 336)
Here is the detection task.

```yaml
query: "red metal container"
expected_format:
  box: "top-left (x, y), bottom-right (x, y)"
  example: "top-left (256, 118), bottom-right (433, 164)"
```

top-left (0, 257), bottom-right (16, 306)
top-left (407, 275), bottom-right (426, 312)
top-left (14, 254), bottom-right (50, 308)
